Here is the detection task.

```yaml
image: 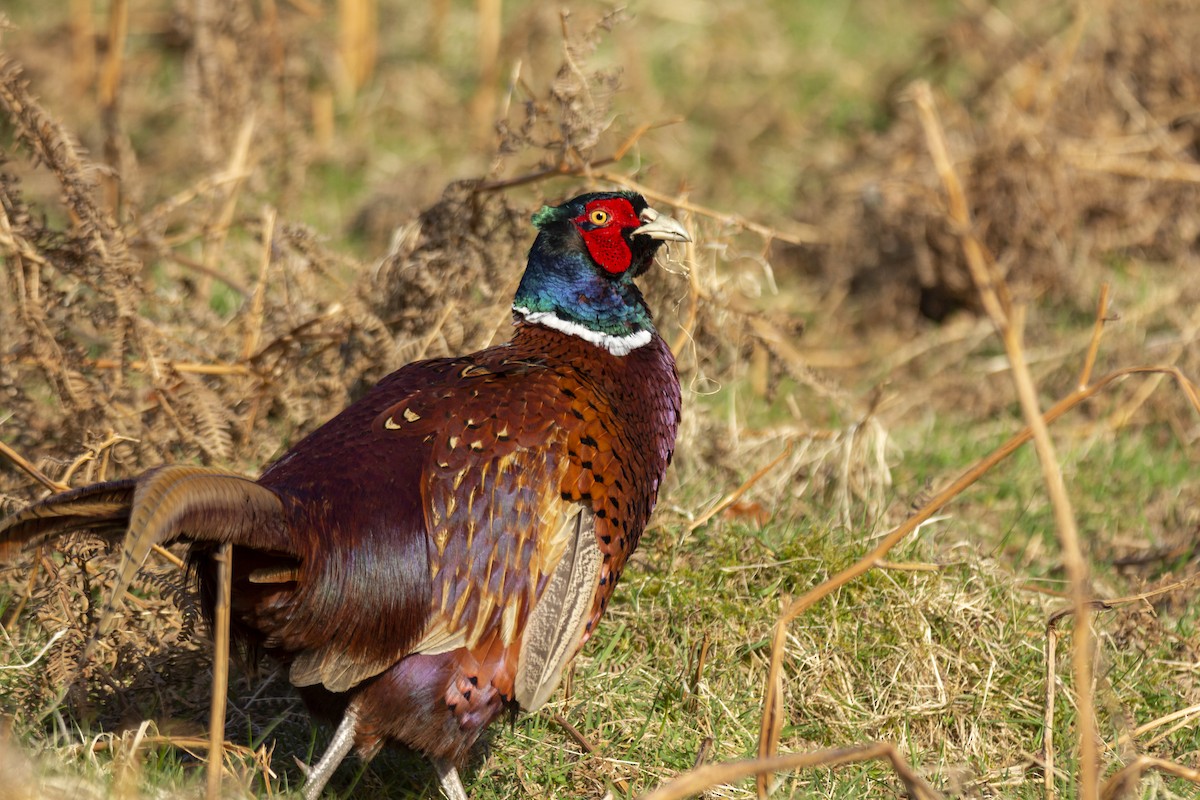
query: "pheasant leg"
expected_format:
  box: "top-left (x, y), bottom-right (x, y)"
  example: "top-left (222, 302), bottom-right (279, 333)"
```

top-left (302, 702), bottom-right (360, 800)
top-left (434, 757), bottom-right (468, 800)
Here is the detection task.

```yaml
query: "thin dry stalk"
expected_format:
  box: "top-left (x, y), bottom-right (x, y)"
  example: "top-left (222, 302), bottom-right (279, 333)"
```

top-left (1121, 701), bottom-right (1200, 746)
top-left (1106, 286), bottom-right (1200, 428)
top-left (336, 0), bottom-right (378, 96)
top-left (241, 205), bottom-right (277, 361)
top-left (69, 731), bottom-right (261, 763)
top-left (689, 439), bottom-right (794, 532)
top-left (1077, 284), bottom-right (1112, 390)
top-left (0, 449), bottom-right (67, 632)
top-left (69, 0), bottom-right (96, 94)
top-left (691, 631), bottom-right (710, 701)
top-left (640, 743), bottom-right (944, 800)
top-left (874, 560), bottom-right (941, 573)
top-left (135, 169), bottom-right (254, 240)
top-left (0, 440), bottom-right (66, 492)
top-left (1140, 714), bottom-right (1200, 750)
top-left (553, 713), bottom-right (631, 795)
top-left (470, 0), bottom-right (502, 140)
top-left (58, 433), bottom-right (135, 486)
top-left (206, 542), bottom-right (233, 800)
top-left (1103, 574), bottom-right (1200, 608)
top-left (1032, 1), bottom-right (1091, 117)
top-left (88, 358), bottom-right (252, 376)
top-left (599, 172), bottom-right (822, 246)
top-left (98, 0), bottom-right (128, 214)
top-left (2, 568), bottom-right (39, 631)
top-left (1043, 607), bottom-right (1073, 800)
top-left (669, 204), bottom-right (701, 358)
top-left (200, 112), bottom-right (258, 296)
top-left (1059, 148), bottom-right (1200, 184)
top-left (1099, 755), bottom-right (1200, 800)
top-left (112, 719), bottom-right (151, 796)
top-left (912, 80), bottom-right (1097, 799)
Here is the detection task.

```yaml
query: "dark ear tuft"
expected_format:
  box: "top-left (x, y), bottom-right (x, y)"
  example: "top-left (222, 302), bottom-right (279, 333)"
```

top-left (531, 205), bottom-right (561, 230)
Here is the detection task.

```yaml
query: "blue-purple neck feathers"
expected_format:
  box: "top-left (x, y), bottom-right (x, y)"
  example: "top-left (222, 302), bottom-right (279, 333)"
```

top-left (513, 237), bottom-right (654, 340)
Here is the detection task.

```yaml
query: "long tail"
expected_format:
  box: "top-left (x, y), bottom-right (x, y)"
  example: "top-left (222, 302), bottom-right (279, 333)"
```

top-left (0, 479), bottom-right (138, 553)
top-left (1, 465), bottom-right (291, 635)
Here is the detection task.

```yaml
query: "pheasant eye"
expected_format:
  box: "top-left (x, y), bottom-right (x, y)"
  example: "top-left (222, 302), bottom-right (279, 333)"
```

top-left (588, 209), bottom-right (610, 226)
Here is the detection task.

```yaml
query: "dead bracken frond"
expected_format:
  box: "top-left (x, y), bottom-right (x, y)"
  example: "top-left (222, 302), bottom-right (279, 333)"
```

top-left (491, 9), bottom-right (629, 178)
top-left (787, 0), bottom-right (1200, 348)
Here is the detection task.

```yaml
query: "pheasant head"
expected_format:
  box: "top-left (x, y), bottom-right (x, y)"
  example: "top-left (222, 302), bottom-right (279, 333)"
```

top-left (513, 191), bottom-right (690, 356)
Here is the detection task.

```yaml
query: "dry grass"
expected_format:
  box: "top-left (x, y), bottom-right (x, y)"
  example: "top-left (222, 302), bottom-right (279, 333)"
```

top-left (2, 1), bottom-right (1200, 798)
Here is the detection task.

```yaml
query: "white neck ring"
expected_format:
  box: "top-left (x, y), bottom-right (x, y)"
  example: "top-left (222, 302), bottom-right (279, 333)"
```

top-left (513, 306), bottom-right (651, 357)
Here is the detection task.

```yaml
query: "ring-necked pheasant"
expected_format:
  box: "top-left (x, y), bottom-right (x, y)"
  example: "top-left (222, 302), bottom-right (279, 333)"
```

top-left (0, 191), bottom-right (687, 799)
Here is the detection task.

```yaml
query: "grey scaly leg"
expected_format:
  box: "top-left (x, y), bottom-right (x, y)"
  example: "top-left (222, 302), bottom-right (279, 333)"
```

top-left (303, 702), bottom-right (360, 800)
top-left (434, 758), bottom-right (468, 800)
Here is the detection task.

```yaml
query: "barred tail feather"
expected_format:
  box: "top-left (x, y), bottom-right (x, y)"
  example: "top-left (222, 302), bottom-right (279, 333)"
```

top-left (100, 464), bottom-right (289, 634)
top-left (0, 479), bottom-right (137, 558)
top-left (1, 465), bottom-right (290, 637)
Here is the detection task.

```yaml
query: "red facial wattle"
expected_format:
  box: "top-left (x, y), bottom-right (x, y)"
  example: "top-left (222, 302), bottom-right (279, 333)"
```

top-left (574, 198), bottom-right (642, 274)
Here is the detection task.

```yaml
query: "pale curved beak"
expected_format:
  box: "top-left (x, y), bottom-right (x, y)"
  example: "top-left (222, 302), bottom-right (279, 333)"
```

top-left (632, 207), bottom-right (691, 242)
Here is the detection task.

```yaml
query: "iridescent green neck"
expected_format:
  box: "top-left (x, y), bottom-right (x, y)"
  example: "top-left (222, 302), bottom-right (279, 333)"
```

top-left (515, 239), bottom-right (653, 331)
top-left (513, 243), bottom-right (654, 355)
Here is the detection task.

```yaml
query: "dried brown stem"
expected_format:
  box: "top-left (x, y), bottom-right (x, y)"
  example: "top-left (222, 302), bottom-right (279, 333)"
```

top-left (87, 358), bottom-right (253, 376)
top-left (669, 207), bottom-right (702, 358)
top-left (164, 251), bottom-right (252, 299)
top-left (69, 0), bottom-right (96, 94)
top-left (1077, 284), bottom-right (1111, 390)
top-left (1042, 599), bottom-right (1113, 797)
top-left (553, 713), bottom-right (630, 795)
top-left (1120, 701), bottom-right (1200, 746)
top-left (874, 560), bottom-right (942, 572)
top-left (1105, 283), bottom-right (1200, 429)
top-left (1099, 755), bottom-right (1200, 800)
top-left (691, 631), bottom-right (711, 699)
top-left (641, 743), bottom-right (943, 800)
top-left (913, 80), bottom-right (1097, 799)
top-left (1060, 148), bottom-right (1200, 184)
top-left (553, 712), bottom-right (597, 755)
top-left (98, 0), bottom-right (128, 214)
top-left (0, 440), bottom-right (68, 492)
top-left (135, 170), bottom-right (254, 242)
top-left (206, 542), bottom-right (233, 800)
top-left (690, 440), bottom-right (794, 532)
top-left (337, 0), bottom-right (378, 95)
top-left (241, 206), bottom-right (276, 361)
top-left (200, 113), bottom-right (257, 296)
top-left (1044, 619), bottom-right (1059, 800)
top-left (59, 434), bottom-right (135, 486)
top-left (68, 732), bottom-right (259, 761)
top-left (598, 172), bottom-right (823, 246)
top-left (469, 0), bottom-right (501, 140)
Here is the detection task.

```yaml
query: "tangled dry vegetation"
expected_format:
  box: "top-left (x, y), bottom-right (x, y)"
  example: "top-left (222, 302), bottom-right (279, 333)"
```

top-left (2, 0), bottom-right (1200, 798)
top-left (790, 0), bottom-right (1200, 331)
